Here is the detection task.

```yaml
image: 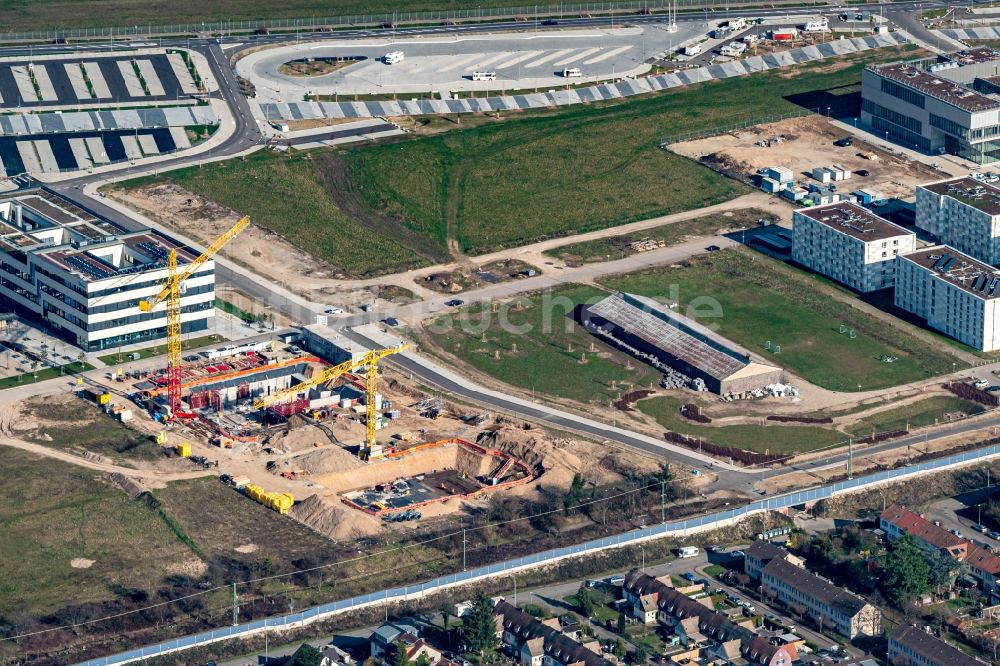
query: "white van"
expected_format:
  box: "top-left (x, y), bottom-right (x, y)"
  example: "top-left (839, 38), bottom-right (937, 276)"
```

top-left (677, 546), bottom-right (700, 558)
top-left (472, 71), bottom-right (497, 81)
top-left (384, 51), bottom-right (404, 64)
top-left (562, 67), bottom-right (582, 78)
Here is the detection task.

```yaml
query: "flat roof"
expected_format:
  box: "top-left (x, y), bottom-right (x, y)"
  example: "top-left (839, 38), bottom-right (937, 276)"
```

top-left (587, 293), bottom-right (766, 382)
top-left (921, 176), bottom-right (1000, 215)
top-left (38, 230), bottom-right (199, 283)
top-left (943, 47), bottom-right (1000, 65)
top-left (870, 63), bottom-right (1000, 113)
top-left (901, 245), bottom-right (1000, 300)
top-left (796, 202), bottom-right (911, 241)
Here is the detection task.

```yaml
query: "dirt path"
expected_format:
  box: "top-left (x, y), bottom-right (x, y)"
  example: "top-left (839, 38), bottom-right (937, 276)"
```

top-left (0, 405), bottom-right (214, 482)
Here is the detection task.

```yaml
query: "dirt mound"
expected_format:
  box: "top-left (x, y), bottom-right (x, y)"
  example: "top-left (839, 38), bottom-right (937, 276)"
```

top-left (266, 423), bottom-right (339, 454)
top-left (284, 444), bottom-right (366, 475)
top-left (290, 493), bottom-right (382, 539)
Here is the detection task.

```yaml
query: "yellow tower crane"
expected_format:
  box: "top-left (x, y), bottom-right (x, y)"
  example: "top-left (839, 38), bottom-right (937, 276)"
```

top-left (140, 215), bottom-right (250, 418)
top-left (255, 343), bottom-right (409, 452)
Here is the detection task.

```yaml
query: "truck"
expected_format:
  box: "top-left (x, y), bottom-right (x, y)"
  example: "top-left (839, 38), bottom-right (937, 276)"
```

top-left (804, 18), bottom-right (828, 32)
top-left (682, 43), bottom-right (702, 56)
top-left (677, 546), bottom-right (700, 558)
top-left (383, 51), bottom-right (404, 64)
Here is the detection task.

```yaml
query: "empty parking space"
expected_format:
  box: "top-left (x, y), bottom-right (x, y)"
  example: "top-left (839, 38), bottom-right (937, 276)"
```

top-left (135, 59), bottom-right (165, 96)
top-left (68, 138), bottom-right (93, 168)
top-left (0, 129), bottom-right (177, 175)
top-left (85, 136), bottom-right (109, 163)
top-left (137, 134), bottom-right (160, 155)
top-left (0, 53), bottom-right (189, 109)
top-left (82, 62), bottom-right (112, 98)
top-left (63, 63), bottom-right (93, 100)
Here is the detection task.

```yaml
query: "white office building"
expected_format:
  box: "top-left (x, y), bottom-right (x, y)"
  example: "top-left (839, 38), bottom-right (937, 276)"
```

top-left (916, 176), bottom-right (1000, 265)
top-left (0, 191), bottom-right (214, 351)
top-left (895, 245), bottom-right (1000, 351)
top-left (792, 202), bottom-right (916, 292)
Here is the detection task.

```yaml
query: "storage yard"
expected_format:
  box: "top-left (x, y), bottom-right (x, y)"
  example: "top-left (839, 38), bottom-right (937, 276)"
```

top-left (669, 116), bottom-right (946, 200)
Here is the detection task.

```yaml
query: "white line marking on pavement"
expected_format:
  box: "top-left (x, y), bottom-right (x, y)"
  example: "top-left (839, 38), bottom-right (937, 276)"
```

top-left (553, 47), bottom-right (601, 66)
top-left (522, 48), bottom-right (576, 68)
top-left (583, 45), bottom-right (633, 64)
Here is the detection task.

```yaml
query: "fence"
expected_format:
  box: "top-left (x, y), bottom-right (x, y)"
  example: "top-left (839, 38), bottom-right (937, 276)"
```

top-left (1, 0), bottom-right (828, 44)
top-left (659, 109), bottom-right (812, 146)
top-left (76, 439), bottom-right (1000, 666)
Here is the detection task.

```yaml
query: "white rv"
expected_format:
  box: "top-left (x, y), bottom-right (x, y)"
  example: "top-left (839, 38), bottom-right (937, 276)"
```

top-left (471, 71), bottom-right (497, 81)
top-left (562, 67), bottom-right (582, 78)
top-left (677, 546), bottom-right (700, 558)
top-left (383, 51), bottom-right (404, 64)
top-left (804, 18), bottom-right (828, 32)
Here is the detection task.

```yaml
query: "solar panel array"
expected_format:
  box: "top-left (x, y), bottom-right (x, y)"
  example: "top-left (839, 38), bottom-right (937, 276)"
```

top-left (928, 251), bottom-right (1000, 296)
top-left (64, 254), bottom-right (114, 280)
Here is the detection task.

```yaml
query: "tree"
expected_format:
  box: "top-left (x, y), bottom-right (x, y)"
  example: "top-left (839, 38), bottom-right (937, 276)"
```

top-left (286, 644), bottom-right (323, 666)
top-left (415, 654), bottom-right (432, 666)
top-left (927, 551), bottom-right (964, 594)
top-left (632, 644), bottom-right (650, 664)
top-left (613, 638), bottom-right (627, 658)
top-left (577, 585), bottom-right (597, 617)
top-left (564, 473), bottom-right (585, 515)
top-left (439, 603), bottom-right (452, 631)
top-left (617, 612), bottom-right (627, 634)
top-left (393, 640), bottom-right (412, 666)
top-left (659, 463), bottom-right (675, 501)
top-left (462, 590), bottom-right (499, 661)
top-left (881, 534), bottom-right (931, 607)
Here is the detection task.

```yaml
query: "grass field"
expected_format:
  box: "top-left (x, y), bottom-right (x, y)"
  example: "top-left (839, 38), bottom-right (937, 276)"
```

top-left (423, 284), bottom-right (663, 404)
top-left (0, 0), bottom-right (553, 33)
top-left (0, 448), bottom-right (191, 616)
top-left (545, 208), bottom-right (774, 265)
top-left (0, 361), bottom-right (93, 389)
top-left (845, 396), bottom-right (985, 437)
top-left (636, 395), bottom-right (846, 455)
top-left (20, 395), bottom-right (161, 461)
top-left (601, 250), bottom-right (965, 392)
top-left (343, 47), bottom-right (910, 256)
top-left (121, 150), bottom-right (439, 278)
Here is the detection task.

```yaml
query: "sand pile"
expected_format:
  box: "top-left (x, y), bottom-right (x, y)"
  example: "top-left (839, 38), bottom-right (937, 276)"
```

top-left (289, 445), bottom-right (365, 475)
top-left (291, 494), bottom-right (382, 539)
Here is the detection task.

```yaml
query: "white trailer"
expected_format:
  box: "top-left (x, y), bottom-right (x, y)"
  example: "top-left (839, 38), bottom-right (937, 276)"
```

top-left (471, 71), bottom-right (497, 81)
top-left (383, 51), bottom-right (404, 64)
top-left (562, 67), bottom-right (582, 78)
top-left (804, 18), bottom-right (828, 32)
top-left (677, 546), bottom-right (700, 558)
top-left (682, 43), bottom-right (702, 56)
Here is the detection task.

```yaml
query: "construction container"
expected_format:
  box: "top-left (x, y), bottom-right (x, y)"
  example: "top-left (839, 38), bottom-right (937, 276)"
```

top-left (176, 443), bottom-right (192, 457)
top-left (766, 166), bottom-right (793, 183)
top-left (386, 410), bottom-right (402, 420)
top-left (155, 431), bottom-right (168, 446)
top-left (231, 475), bottom-right (251, 488)
top-left (760, 177), bottom-right (783, 194)
top-left (243, 483), bottom-right (295, 514)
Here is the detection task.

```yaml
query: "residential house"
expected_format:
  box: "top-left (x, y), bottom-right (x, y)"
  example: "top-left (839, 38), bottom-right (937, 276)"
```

top-left (369, 621), bottom-right (419, 661)
top-left (744, 540), bottom-right (805, 581)
top-left (888, 624), bottom-right (988, 666)
top-left (319, 644), bottom-right (354, 666)
top-left (880, 505), bottom-right (969, 559)
top-left (387, 638), bottom-right (442, 665)
top-left (761, 558), bottom-right (881, 638)
top-left (964, 544), bottom-right (1000, 593)
top-left (494, 600), bottom-right (613, 666)
top-left (622, 570), bottom-right (797, 666)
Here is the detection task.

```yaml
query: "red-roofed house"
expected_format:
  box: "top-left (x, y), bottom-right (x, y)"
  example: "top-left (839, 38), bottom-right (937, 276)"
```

top-left (880, 505), bottom-right (969, 560)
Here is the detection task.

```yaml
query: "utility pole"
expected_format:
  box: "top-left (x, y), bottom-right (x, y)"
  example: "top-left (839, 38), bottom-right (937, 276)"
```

top-left (847, 439), bottom-right (854, 480)
top-left (660, 480), bottom-right (666, 523)
top-left (462, 529), bottom-right (467, 571)
top-left (231, 582), bottom-right (238, 626)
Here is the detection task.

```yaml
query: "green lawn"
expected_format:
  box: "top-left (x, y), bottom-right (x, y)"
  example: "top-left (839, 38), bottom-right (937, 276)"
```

top-left (424, 284), bottom-right (662, 404)
top-left (118, 150), bottom-right (439, 278)
top-left (0, 361), bottom-right (93, 389)
top-left (97, 333), bottom-right (226, 366)
top-left (0, 448), bottom-right (192, 617)
top-left (845, 396), bottom-right (986, 437)
top-left (343, 46), bottom-right (912, 257)
top-left (601, 250), bottom-right (966, 392)
top-left (545, 208), bottom-right (774, 265)
top-left (637, 395), bottom-right (847, 455)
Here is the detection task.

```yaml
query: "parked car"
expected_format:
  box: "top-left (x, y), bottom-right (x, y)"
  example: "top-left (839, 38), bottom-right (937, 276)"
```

top-left (730, 550), bottom-right (745, 559)
top-left (988, 530), bottom-right (1000, 540)
top-left (834, 137), bottom-right (853, 147)
top-left (855, 169), bottom-right (870, 177)
top-left (607, 575), bottom-right (625, 586)
top-left (951, 528), bottom-right (964, 538)
top-left (974, 523), bottom-right (989, 533)
top-left (706, 245), bottom-right (721, 252)
top-left (324, 306), bottom-right (345, 314)
top-left (445, 299), bottom-right (464, 307)
top-left (681, 572), bottom-right (697, 582)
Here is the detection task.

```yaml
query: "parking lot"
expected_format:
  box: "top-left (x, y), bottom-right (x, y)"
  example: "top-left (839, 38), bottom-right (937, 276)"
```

top-left (0, 127), bottom-right (191, 176)
top-left (237, 24), bottom-right (704, 98)
top-left (0, 51), bottom-right (197, 110)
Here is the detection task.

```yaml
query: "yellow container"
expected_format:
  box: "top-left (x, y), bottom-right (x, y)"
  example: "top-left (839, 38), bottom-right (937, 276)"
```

top-left (98, 393), bottom-right (111, 406)
top-left (176, 442), bottom-right (191, 457)
top-left (155, 431), bottom-right (168, 446)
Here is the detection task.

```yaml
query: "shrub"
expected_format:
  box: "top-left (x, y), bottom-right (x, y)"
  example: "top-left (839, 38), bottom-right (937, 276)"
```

top-left (662, 431), bottom-right (784, 466)
top-left (680, 403), bottom-right (711, 423)
top-left (944, 382), bottom-right (999, 407)
top-left (766, 415), bottom-right (833, 424)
